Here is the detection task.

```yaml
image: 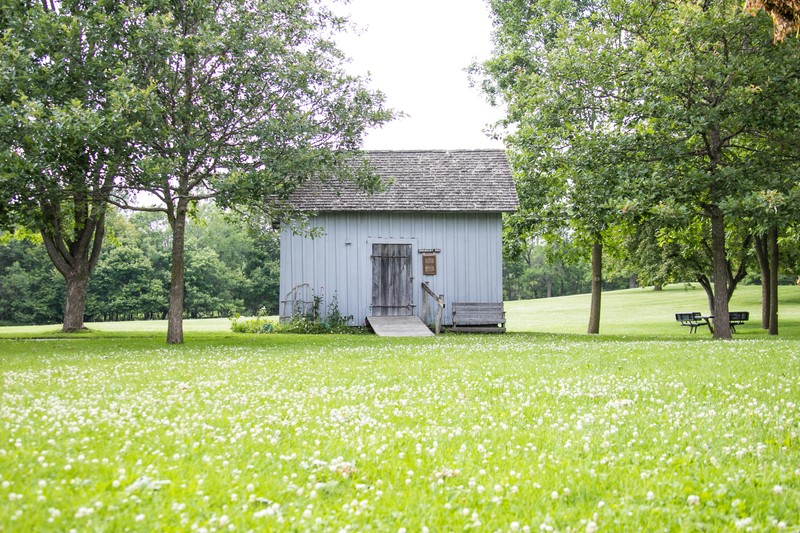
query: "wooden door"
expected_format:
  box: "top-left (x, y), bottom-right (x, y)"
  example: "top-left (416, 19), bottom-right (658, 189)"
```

top-left (371, 243), bottom-right (412, 316)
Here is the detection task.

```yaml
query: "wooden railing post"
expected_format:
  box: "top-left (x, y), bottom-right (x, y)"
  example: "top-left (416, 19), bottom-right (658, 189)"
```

top-left (436, 294), bottom-right (444, 334)
top-left (422, 288), bottom-right (429, 325)
top-left (421, 282), bottom-right (445, 334)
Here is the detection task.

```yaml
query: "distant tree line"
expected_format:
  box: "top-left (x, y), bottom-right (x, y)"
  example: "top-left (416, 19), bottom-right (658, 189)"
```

top-left (503, 230), bottom-right (800, 304)
top-left (0, 204), bottom-right (279, 326)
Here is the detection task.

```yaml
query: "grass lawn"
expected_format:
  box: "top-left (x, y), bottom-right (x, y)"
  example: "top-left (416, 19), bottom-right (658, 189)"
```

top-left (1, 285), bottom-right (799, 531)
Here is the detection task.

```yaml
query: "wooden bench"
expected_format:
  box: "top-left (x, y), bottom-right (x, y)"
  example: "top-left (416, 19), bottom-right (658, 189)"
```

top-left (452, 302), bottom-right (506, 333)
top-left (728, 311), bottom-right (749, 333)
top-left (675, 312), bottom-right (706, 334)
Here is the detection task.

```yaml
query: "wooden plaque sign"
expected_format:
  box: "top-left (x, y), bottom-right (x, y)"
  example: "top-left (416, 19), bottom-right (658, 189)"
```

top-left (422, 254), bottom-right (437, 276)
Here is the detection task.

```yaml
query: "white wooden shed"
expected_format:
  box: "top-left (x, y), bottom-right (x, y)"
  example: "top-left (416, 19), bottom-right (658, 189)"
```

top-left (279, 149), bottom-right (519, 331)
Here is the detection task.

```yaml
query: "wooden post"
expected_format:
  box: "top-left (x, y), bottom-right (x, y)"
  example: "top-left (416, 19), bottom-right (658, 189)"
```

top-left (421, 282), bottom-right (444, 335)
top-left (422, 288), bottom-right (429, 324)
top-left (435, 294), bottom-right (444, 334)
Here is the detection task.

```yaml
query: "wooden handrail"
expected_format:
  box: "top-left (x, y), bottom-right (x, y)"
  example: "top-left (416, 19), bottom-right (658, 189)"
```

top-left (421, 282), bottom-right (445, 334)
top-left (421, 281), bottom-right (444, 306)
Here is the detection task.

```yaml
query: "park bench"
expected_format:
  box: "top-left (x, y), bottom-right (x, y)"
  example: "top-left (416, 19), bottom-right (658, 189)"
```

top-left (728, 311), bottom-right (749, 333)
top-left (452, 302), bottom-right (506, 333)
top-left (676, 311), bottom-right (750, 334)
top-left (675, 312), bottom-right (708, 334)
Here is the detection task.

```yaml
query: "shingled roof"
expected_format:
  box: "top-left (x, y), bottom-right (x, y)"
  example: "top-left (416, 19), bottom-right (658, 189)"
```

top-left (288, 149), bottom-right (519, 212)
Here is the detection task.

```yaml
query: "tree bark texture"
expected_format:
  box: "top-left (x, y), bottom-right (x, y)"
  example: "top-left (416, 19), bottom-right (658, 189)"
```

top-left (587, 240), bottom-right (602, 335)
top-left (754, 233), bottom-right (771, 329)
top-left (710, 207), bottom-right (731, 339)
top-left (166, 199), bottom-right (189, 344)
top-left (768, 225), bottom-right (779, 335)
top-left (40, 209), bottom-right (106, 333)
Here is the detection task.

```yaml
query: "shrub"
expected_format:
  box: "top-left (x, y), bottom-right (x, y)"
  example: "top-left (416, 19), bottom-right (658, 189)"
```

top-left (277, 292), bottom-right (355, 334)
top-left (229, 308), bottom-right (275, 333)
top-left (230, 293), bottom-right (359, 334)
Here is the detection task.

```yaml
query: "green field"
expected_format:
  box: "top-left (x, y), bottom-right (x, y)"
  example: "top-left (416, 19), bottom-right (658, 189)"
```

top-left (1, 285), bottom-right (799, 531)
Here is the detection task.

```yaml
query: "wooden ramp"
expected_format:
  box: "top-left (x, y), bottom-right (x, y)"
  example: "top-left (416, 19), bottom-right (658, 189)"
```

top-left (367, 316), bottom-right (434, 337)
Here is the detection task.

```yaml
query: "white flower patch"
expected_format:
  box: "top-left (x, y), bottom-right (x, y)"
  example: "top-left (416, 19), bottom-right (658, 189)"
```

top-left (605, 399), bottom-right (634, 409)
top-left (126, 476), bottom-right (171, 492)
top-left (432, 467), bottom-right (460, 480)
top-left (2, 335), bottom-right (800, 530)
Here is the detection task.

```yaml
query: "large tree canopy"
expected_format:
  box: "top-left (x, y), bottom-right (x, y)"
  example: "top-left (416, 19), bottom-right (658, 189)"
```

top-left (2, 0), bottom-right (394, 342)
top-left (110, 0), bottom-right (394, 344)
top-left (479, 0), bottom-right (800, 338)
top-left (0, 1), bottom-right (151, 331)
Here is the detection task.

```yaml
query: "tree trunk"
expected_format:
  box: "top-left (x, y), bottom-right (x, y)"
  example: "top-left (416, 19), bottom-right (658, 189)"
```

top-left (710, 207), bottom-right (731, 339)
top-left (628, 274), bottom-right (637, 289)
top-left (587, 240), bottom-right (602, 335)
top-left (653, 284), bottom-right (663, 291)
top-left (754, 233), bottom-right (770, 329)
top-left (166, 199), bottom-right (189, 344)
top-left (62, 273), bottom-right (89, 332)
top-left (546, 277), bottom-right (553, 298)
top-left (40, 209), bottom-right (106, 333)
top-left (768, 225), bottom-right (779, 335)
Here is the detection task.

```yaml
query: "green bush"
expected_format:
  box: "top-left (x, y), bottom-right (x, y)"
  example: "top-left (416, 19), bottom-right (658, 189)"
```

top-left (229, 309), bottom-right (275, 333)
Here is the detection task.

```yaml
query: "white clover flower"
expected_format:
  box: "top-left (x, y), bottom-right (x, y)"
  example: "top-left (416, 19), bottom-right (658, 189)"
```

top-left (773, 485), bottom-right (784, 495)
top-left (75, 507), bottom-right (94, 518)
top-left (551, 491), bottom-right (559, 500)
top-left (135, 514), bottom-right (145, 522)
top-left (646, 491), bottom-right (655, 501)
top-left (734, 517), bottom-right (752, 529)
top-left (586, 520), bottom-right (598, 533)
top-left (687, 495), bottom-right (700, 506)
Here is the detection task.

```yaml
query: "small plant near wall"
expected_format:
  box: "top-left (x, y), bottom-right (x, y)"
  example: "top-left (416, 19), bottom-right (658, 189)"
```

top-left (230, 292), bottom-right (357, 334)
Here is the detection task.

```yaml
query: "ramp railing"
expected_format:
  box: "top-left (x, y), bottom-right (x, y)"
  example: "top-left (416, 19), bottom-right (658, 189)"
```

top-left (421, 282), bottom-right (445, 334)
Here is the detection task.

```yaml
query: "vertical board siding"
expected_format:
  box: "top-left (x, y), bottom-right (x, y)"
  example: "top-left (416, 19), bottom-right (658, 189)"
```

top-left (280, 212), bottom-right (503, 325)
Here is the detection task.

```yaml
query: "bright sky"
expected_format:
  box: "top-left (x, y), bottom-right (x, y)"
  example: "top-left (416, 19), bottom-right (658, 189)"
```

top-left (333, 0), bottom-right (505, 150)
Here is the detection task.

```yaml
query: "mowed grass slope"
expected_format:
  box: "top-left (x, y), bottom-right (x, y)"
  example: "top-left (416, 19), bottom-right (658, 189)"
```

top-left (507, 284), bottom-right (800, 337)
top-left (0, 285), bottom-right (799, 531)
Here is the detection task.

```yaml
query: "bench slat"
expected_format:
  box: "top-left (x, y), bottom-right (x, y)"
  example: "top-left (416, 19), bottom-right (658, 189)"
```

top-left (453, 317), bottom-right (506, 325)
top-left (452, 302), bottom-right (506, 329)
